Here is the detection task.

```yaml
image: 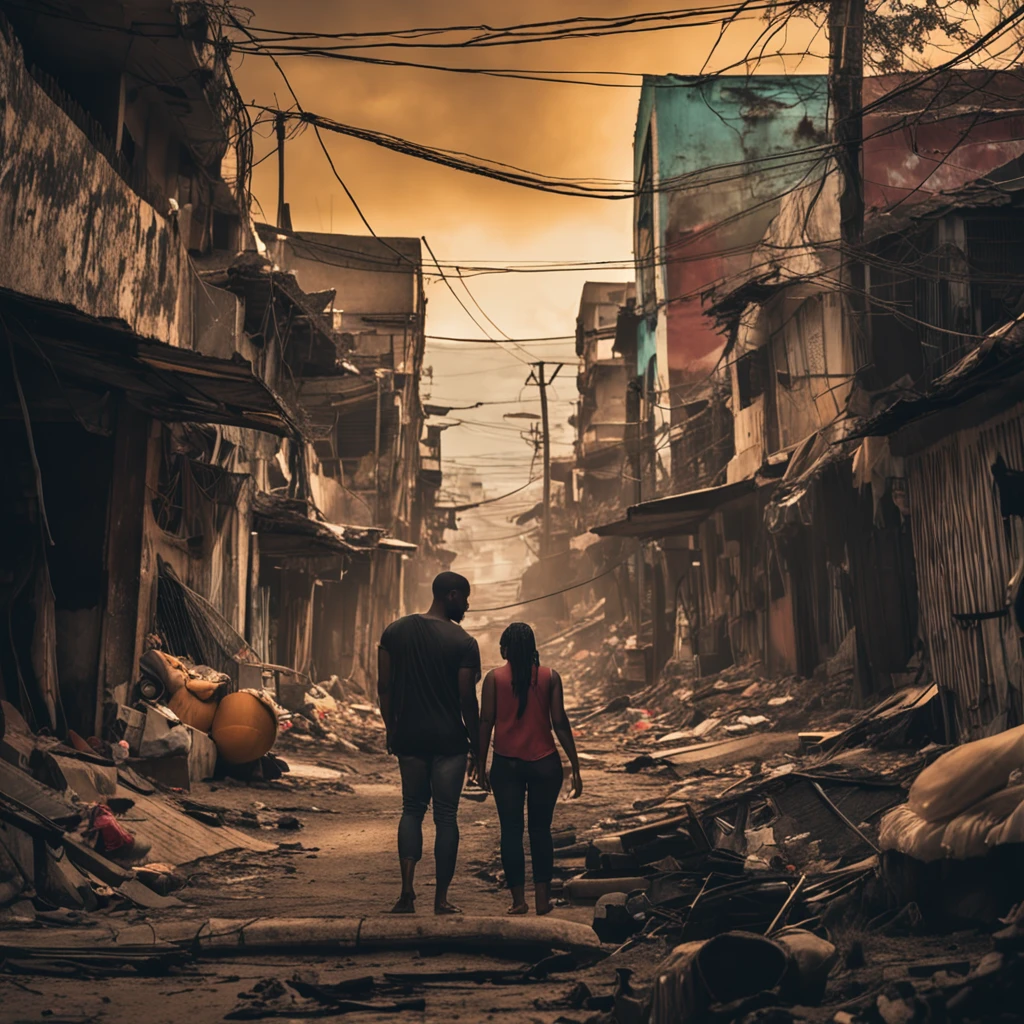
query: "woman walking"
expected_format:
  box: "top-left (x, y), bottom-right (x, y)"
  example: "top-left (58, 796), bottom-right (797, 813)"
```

top-left (479, 622), bottom-right (582, 916)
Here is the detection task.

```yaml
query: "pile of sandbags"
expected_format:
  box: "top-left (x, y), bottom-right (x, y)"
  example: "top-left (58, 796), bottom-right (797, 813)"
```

top-left (879, 724), bottom-right (1024, 862)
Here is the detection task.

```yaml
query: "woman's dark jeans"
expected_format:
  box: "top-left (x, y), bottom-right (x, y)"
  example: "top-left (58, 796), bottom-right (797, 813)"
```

top-left (397, 753), bottom-right (467, 891)
top-left (489, 751), bottom-right (563, 888)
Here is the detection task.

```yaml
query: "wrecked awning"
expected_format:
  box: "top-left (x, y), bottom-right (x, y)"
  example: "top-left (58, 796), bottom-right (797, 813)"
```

top-left (591, 478), bottom-right (759, 539)
top-left (253, 493), bottom-right (384, 558)
top-left (376, 537), bottom-right (418, 552)
top-left (849, 317), bottom-right (1024, 448)
top-left (4, 291), bottom-right (299, 436)
top-left (764, 432), bottom-right (856, 533)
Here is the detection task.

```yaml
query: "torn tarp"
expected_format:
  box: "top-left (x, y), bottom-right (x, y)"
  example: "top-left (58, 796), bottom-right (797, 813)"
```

top-left (763, 431), bottom-right (857, 533)
top-left (592, 479), bottom-right (759, 539)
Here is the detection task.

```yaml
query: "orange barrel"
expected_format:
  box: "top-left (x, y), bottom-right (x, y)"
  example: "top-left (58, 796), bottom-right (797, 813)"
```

top-left (211, 691), bottom-right (279, 765)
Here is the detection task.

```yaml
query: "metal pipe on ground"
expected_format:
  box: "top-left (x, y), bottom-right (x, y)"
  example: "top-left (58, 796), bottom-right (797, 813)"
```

top-left (563, 877), bottom-right (650, 904)
top-left (15, 915), bottom-right (607, 962)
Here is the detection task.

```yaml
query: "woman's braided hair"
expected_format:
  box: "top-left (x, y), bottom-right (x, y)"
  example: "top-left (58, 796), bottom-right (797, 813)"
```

top-left (501, 621), bottom-right (540, 719)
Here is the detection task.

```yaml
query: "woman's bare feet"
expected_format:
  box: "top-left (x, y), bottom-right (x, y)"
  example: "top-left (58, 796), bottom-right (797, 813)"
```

top-left (434, 900), bottom-right (463, 915)
top-left (535, 882), bottom-right (553, 916)
top-left (389, 892), bottom-right (416, 914)
top-left (507, 902), bottom-right (529, 915)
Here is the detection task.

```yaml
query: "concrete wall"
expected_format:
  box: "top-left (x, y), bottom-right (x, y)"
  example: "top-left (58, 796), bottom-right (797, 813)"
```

top-left (272, 233), bottom-right (421, 319)
top-left (0, 24), bottom-right (193, 346)
top-left (634, 75), bottom-right (829, 383)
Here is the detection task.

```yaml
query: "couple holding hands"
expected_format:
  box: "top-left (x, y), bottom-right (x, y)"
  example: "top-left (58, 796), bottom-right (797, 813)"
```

top-left (377, 572), bottom-right (582, 917)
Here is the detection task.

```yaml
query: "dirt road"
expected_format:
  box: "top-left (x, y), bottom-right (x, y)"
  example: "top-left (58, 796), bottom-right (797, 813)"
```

top-left (0, 751), bottom-right (666, 1024)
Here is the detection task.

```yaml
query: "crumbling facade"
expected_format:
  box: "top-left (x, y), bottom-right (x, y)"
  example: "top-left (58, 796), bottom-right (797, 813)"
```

top-left (0, 3), bottom-right (438, 749)
top-left (588, 69), bottom-right (1024, 731)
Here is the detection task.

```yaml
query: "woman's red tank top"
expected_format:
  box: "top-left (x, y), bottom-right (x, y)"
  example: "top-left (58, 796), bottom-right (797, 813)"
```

top-left (493, 662), bottom-right (558, 761)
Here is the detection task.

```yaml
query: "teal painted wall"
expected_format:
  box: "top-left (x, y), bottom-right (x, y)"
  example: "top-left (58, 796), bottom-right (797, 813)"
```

top-left (632, 74), bottom-right (829, 379)
top-left (637, 318), bottom-right (657, 382)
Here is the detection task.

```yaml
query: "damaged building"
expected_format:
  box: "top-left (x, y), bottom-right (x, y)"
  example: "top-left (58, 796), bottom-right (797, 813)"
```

top-left (592, 68), bottom-right (1024, 735)
top-left (0, 2), bottom-right (438, 756)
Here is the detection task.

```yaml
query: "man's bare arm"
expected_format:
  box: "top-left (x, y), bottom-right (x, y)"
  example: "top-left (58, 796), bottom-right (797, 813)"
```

top-left (459, 665), bottom-right (481, 759)
top-left (377, 646), bottom-right (393, 750)
top-left (478, 670), bottom-right (497, 791)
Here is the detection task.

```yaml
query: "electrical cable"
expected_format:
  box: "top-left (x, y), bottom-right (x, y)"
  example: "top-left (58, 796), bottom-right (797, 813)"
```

top-left (229, 13), bottom-right (417, 268)
top-left (470, 558), bottom-right (628, 613)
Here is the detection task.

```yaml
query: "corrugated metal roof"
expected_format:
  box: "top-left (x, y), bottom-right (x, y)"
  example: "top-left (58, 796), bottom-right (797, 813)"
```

top-left (117, 791), bottom-right (274, 866)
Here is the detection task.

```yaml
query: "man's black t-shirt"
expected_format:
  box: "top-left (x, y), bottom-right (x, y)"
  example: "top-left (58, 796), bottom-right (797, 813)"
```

top-left (380, 614), bottom-right (481, 757)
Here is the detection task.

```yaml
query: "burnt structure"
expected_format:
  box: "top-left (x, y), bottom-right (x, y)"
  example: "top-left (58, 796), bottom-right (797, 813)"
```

top-left (0, 2), bottom-right (441, 740)
top-left (570, 70), bottom-right (1024, 740)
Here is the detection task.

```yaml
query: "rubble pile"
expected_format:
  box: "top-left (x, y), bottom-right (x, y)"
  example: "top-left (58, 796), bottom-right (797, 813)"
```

top-left (274, 675), bottom-right (388, 756)
top-left (557, 633), bottom-right (857, 762)
top-left (0, 696), bottom-right (279, 926)
top-left (473, 659), bottom-right (1017, 1023)
top-left (0, 636), bottom-right (334, 930)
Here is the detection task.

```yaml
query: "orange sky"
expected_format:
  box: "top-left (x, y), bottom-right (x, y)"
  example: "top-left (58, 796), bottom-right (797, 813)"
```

top-left (232, 2), bottom-right (829, 491)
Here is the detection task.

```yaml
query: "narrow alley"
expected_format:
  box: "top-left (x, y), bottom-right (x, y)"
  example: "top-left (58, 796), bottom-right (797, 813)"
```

top-left (5, 2), bottom-right (1024, 1023)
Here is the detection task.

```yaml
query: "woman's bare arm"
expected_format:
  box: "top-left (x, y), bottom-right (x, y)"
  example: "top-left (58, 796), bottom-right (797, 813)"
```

top-left (550, 669), bottom-right (582, 797)
top-left (478, 670), bottom-right (497, 791)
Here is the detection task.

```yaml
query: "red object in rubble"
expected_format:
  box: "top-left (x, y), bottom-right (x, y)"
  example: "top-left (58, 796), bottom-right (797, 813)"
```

top-left (86, 803), bottom-right (135, 855)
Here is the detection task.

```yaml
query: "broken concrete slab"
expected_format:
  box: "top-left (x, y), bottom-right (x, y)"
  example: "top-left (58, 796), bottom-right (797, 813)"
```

top-left (0, 758), bottom-right (82, 828)
top-left (42, 752), bottom-right (118, 803)
top-left (112, 789), bottom-right (275, 865)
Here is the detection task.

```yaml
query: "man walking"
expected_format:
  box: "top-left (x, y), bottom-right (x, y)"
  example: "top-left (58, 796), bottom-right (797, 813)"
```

top-left (377, 571), bottom-right (481, 914)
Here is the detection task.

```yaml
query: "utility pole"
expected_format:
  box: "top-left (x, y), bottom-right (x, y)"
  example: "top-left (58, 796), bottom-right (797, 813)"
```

top-left (829, 0), bottom-right (868, 368)
top-left (373, 370), bottom-right (383, 525)
top-left (275, 113), bottom-right (292, 231)
top-left (526, 361), bottom-right (563, 558)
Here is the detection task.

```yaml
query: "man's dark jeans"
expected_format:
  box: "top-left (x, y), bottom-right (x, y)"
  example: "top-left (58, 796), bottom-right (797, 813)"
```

top-left (397, 753), bottom-right (467, 890)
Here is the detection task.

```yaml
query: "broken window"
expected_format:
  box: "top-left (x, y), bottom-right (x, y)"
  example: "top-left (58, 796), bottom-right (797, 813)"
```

top-left (736, 347), bottom-right (770, 409)
top-left (966, 210), bottom-right (1024, 335)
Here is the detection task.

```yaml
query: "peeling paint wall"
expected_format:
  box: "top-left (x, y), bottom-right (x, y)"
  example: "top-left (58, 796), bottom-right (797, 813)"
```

top-left (0, 25), bottom-right (192, 345)
top-left (863, 72), bottom-right (1024, 214)
top-left (634, 75), bottom-right (830, 385)
top-left (766, 291), bottom-right (849, 451)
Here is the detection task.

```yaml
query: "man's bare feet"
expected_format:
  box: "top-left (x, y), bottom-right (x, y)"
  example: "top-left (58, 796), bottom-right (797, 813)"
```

top-left (434, 900), bottom-right (463, 915)
top-left (507, 902), bottom-right (529, 915)
top-left (390, 893), bottom-right (416, 914)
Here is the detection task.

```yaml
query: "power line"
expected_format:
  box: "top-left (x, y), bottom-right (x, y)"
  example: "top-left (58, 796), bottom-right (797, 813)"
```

top-left (428, 333), bottom-right (575, 342)
top-left (421, 235), bottom-right (530, 365)
top-left (237, 3), bottom-right (807, 50)
top-left (471, 559), bottom-right (628, 613)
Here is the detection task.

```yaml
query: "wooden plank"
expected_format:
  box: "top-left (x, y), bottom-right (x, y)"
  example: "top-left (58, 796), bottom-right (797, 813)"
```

top-left (116, 789), bottom-right (275, 866)
top-left (97, 403), bottom-right (151, 727)
top-left (661, 732), bottom-right (801, 765)
top-left (906, 405), bottom-right (1024, 739)
top-left (0, 760), bottom-right (80, 828)
top-left (63, 836), bottom-right (133, 886)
